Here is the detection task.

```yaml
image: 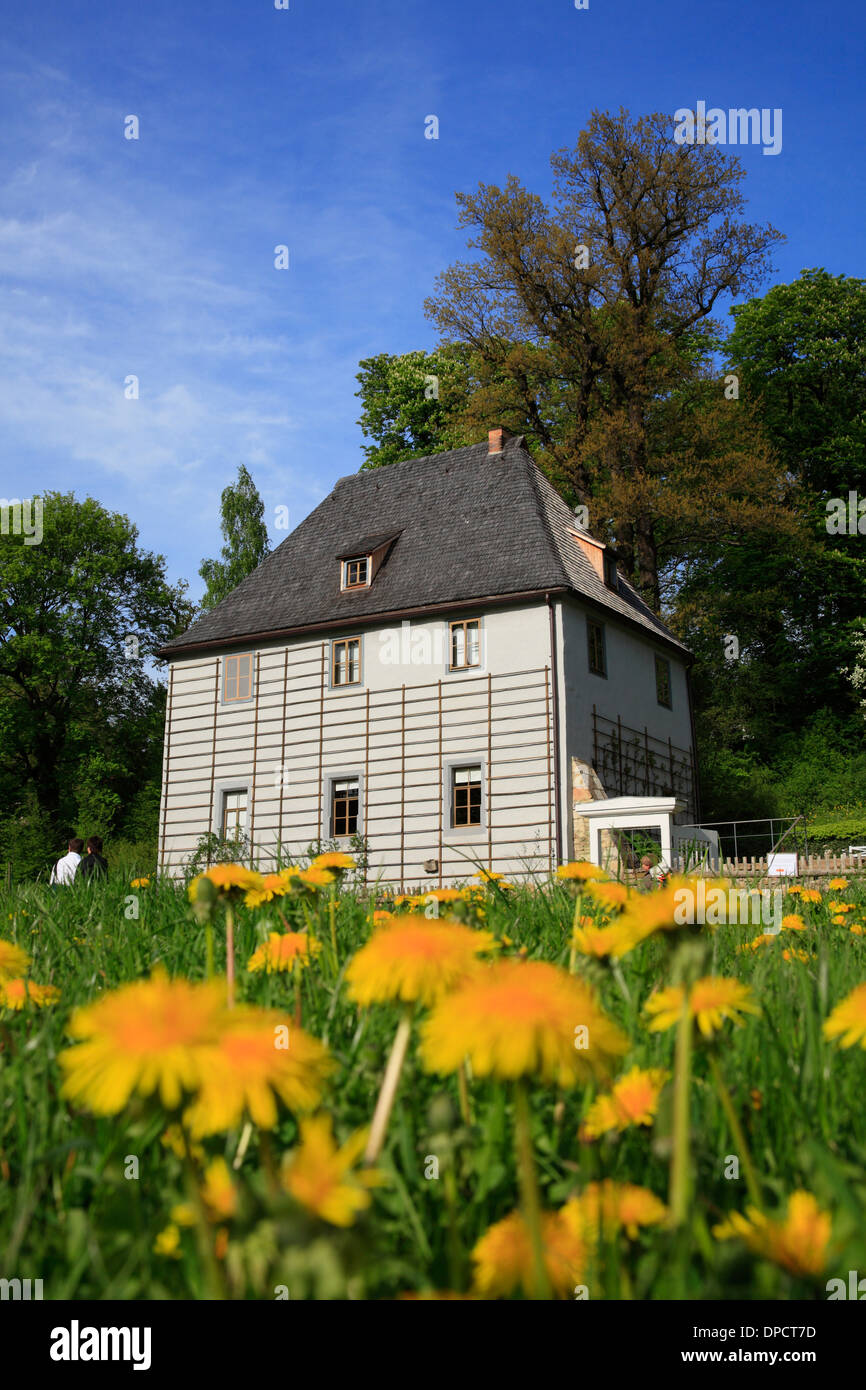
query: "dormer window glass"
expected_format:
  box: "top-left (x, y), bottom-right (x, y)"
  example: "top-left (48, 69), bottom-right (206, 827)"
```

top-left (342, 557), bottom-right (369, 590)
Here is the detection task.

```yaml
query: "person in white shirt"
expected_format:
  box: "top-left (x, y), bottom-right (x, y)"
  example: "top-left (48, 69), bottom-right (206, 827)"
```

top-left (50, 838), bottom-right (85, 885)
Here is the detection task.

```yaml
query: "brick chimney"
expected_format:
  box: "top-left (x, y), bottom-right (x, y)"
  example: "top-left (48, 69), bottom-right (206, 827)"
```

top-left (488, 426), bottom-right (512, 455)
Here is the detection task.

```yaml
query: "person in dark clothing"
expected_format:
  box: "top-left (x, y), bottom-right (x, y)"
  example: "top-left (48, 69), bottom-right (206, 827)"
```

top-left (77, 835), bottom-right (108, 882)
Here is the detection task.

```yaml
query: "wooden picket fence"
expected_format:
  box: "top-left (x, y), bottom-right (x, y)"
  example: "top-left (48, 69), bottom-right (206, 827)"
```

top-left (669, 851), bottom-right (866, 879)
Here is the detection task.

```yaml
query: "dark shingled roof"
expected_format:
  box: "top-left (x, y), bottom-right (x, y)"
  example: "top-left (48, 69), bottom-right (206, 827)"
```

top-left (161, 435), bottom-right (688, 656)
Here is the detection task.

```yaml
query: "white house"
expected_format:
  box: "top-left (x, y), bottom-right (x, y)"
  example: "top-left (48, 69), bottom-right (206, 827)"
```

top-left (156, 429), bottom-right (699, 886)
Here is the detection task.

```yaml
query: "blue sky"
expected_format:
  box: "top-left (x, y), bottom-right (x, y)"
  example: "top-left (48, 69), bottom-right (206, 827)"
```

top-left (1, 0), bottom-right (863, 602)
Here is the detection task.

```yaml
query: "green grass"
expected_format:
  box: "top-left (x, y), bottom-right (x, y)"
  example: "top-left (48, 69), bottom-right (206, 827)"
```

top-left (1, 872), bottom-right (865, 1300)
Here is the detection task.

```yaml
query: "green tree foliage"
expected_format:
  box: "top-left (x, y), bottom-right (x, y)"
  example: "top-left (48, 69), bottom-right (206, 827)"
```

top-left (198, 464), bottom-right (270, 612)
top-left (0, 493), bottom-right (193, 875)
top-left (356, 347), bottom-right (474, 468)
top-left (424, 108), bottom-right (786, 605)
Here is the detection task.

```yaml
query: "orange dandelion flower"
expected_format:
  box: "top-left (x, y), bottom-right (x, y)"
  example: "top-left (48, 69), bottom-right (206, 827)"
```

top-left (713, 1190), bottom-right (832, 1277)
top-left (570, 919), bottom-right (639, 958)
top-left (244, 871), bottom-right (298, 908)
top-left (801, 889), bottom-right (821, 904)
top-left (184, 1007), bottom-right (333, 1137)
top-left (786, 885), bottom-right (803, 897)
top-left (282, 1113), bottom-right (384, 1227)
top-left (59, 970), bottom-right (227, 1115)
top-left (781, 913), bottom-right (806, 931)
top-left (571, 1181), bottom-right (667, 1239)
top-left (0, 978), bottom-right (60, 1010)
top-left (420, 958), bottom-right (628, 1085)
top-left (247, 931), bottom-right (321, 975)
top-left (823, 982), bottom-right (866, 1050)
top-left (850, 923), bottom-right (864, 936)
top-left (346, 916), bottom-right (496, 1008)
top-left (471, 1208), bottom-right (589, 1298)
top-left (782, 948), bottom-right (810, 963)
top-left (827, 878), bottom-right (849, 891)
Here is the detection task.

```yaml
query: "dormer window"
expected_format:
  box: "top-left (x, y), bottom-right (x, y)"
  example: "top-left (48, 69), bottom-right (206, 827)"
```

top-left (604, 554), bottom-right (618, 589)
top-left (342, 556), bottom-right (369, 590)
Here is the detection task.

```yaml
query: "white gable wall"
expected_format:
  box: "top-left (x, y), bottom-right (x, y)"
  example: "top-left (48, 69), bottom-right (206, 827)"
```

top-left (159, 600), bottom-right (559, 888)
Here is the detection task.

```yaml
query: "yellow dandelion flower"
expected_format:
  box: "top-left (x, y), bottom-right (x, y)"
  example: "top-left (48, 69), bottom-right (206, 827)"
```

top-left (0, 940), bottom-right (30, 980)
top-left (184, 1008), bottom-right (333, 1137)
top-left (801, 889), bottom-right (821, 904)
top-left (130, 877), bottom-right (150, 888)
top-left (582, 879), bottom-right (628, 911)
top-left (244, 871), bottom-right (298, 908)
top-left (823, 982), bottom-right (866, 1050)
top-left (556, 861), bottom-right (609, 881)
top-left (786, 885), bottom-right (803, 897)
top-left (471, 1207), bottom-right (589, 1298)
top-left (645, 977), bottom-right (760, 1039)
top-left (423, 887), bottom-right (465, 902)
top-left (296, 865), bottom-right (337, 891)
top-left (579, 1065), bottom-right (667, 1140)
top-left (153, 1224), bottom-right (182, 1258)
top-left (188, 863), bottom-right (264, 903)
top-left (282, 1113), bottom-right (384, 1227)
top-left (572, 1181), bottom-right (668, 1239)
top-left (59, 971), bottom-right (227, 1115)
top-left (161, 1125), bottom-right (204, 1163)
top-left (310, 852), bottom-right (355, 871)
top-left (372, 909), bottom-right (393, 925)
top-left (170, 1202), bottom-right (197, 1228)
top-left (0, 978), bottom-right (61, 1010)
top-left (571, 917), bottom-right (644, 959)
top-left (782, 948), bottom-right (810, 963)
top-left (420, 958), bottom-right (628, 1086)
top-left (346, 916), bottom-right (496, 1008)
top-left (201, 1156), bottom-right (238, 1221)
top-left (832, 914), bottom-right (847, 925)
top-left (850, 923), bottom-right (864, 936)
top-left (827, 901), bottom-right (854, 913)
top-left (827, 878), bottom-right (849, 891)
top-left (713, 1190), bottom-right (832, 1277)
top-left (247, 931), bottom-right (321, 975)
top-left (782, 913), bottom-right (806, 931)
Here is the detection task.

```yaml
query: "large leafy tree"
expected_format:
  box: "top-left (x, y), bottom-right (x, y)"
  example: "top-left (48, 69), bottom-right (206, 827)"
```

top-left (423, 107), bottom-right (786, 606)
top-left (0, 493), bottom-right (193, 859)
top-left (199, 464), bottom-right (270, 611)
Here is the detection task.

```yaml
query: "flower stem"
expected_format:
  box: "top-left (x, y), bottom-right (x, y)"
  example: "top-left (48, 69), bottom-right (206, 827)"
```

top-left (707, 1051), bottom-right (763, 1212)
top-left (364, 1006), bottom-right (413, 1165)
top-left (669, 993), bottom-right (692, 1227)
top-left (513, 1079), bottom-right (551, 1299)
top-left (204, 922), bottom-right (215, 979)
top-left (457, 1061), bottom-right (472, 1126)
top-left (181, 1125), bottom-right (224, 1300)
top-left (225, 903), bottom-right (235, 1009)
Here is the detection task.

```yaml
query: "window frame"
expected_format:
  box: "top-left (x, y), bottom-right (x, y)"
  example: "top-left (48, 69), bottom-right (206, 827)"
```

top-left (330, 636), bottom-right (363, 688)
top-left (221, 651), bottom-right (255, 704)
top-left (448, 618), bottom-right (482, 672)
top-left (213, 781), bottom-right (251, 843)
top-left (443, 756), bottom-right (487, 835)
top-left (341, 556), bottom-right (370, 591)
top-left (655, 654), bottom-right (673, 709)
top-left (325, 771), bottom-right (364, 840)
top-left (587, 618), bottom-right (607, 678)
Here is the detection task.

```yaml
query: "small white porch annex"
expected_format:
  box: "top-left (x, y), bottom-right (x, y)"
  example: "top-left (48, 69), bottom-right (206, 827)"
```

top-left (576, 795), bottom-right (720, 871)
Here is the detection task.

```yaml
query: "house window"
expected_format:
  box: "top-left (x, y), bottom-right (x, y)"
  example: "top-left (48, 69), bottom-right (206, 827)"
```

top-left (332, 638), bottom-right (361, 686)
top-left (221, 789), bottom-right (248, 840)
top-left (587, 619), bottom-right (607, 677)
top-left (655, 655), bottom-right (672, 708)
top-left (342, 557), bottom-right (369, 590)
top-left (449, 619), bottom-right (481, 670)
top-left (451, 765), bottom-right (482, 828)
top-left (331, 777), bottom-right (359, 837)
top-left (223, 652), bottom-right (254, 702)
top-left (604, 554), bottom-right (618, 589)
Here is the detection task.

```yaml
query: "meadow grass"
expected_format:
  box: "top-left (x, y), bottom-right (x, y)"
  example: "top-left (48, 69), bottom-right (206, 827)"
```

top-left (1, 870), bottom-right (865, 1300)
